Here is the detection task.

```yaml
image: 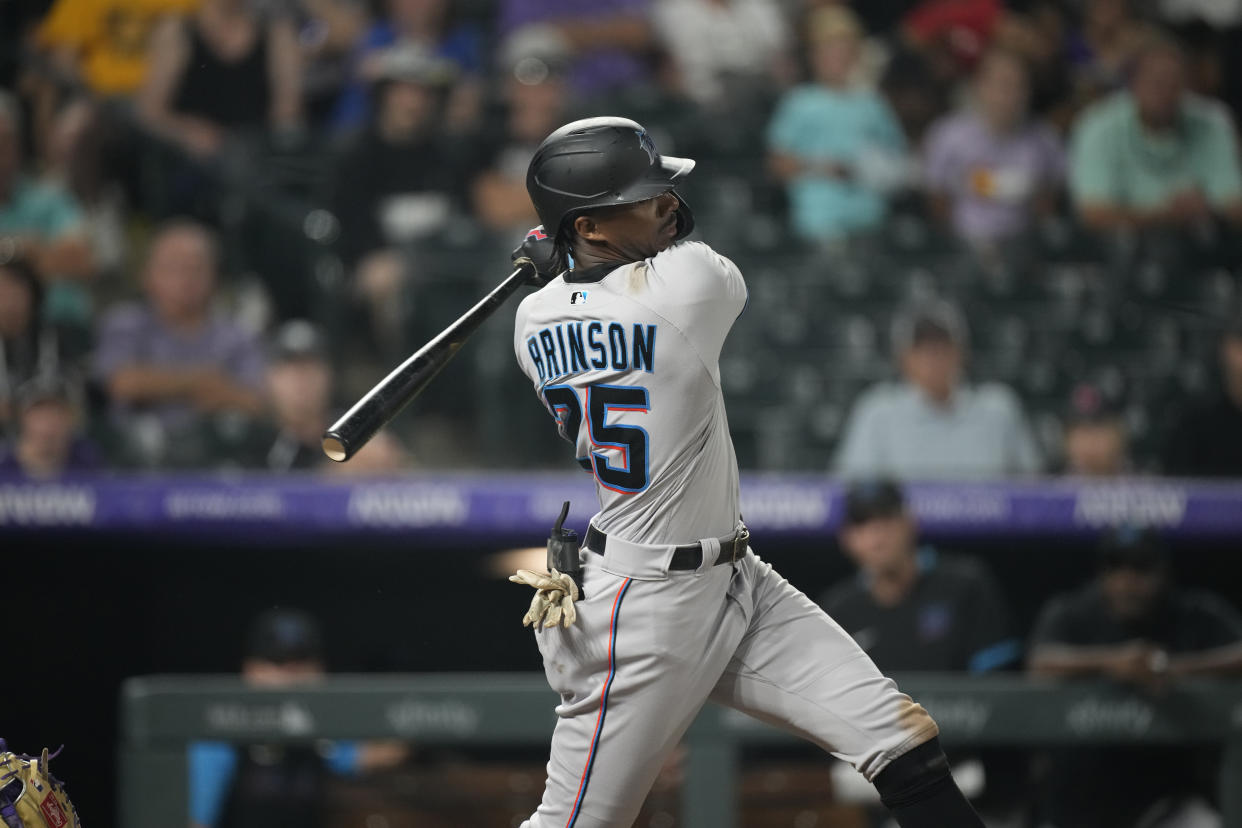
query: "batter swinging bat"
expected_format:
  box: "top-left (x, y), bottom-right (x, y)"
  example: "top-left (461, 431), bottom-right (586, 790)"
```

top-left (322, 263), bottom-right (535, 462)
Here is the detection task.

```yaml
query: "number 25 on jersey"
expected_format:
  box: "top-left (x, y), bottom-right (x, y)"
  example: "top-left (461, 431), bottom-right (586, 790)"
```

top-left (542, 384), bottom-right (650, 494)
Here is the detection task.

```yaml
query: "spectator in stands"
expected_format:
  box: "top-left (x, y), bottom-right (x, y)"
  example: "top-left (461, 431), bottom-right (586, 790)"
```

top-left (651, 0), bottom-right (790, 110)
top-left (238, 320), bottom-right (336, 472)
top-left (1063, 0), bottom-right (1154, 109)
top-left (34, 0), bottom-right (199, 99)
top-left (820, 479), bottom-right (1025, 825)
top-left (1061, 383), bottom-right (1131, 476)
top-left (331, 0), bottom-right (483, 134)
top-left (923, 49), bottom-right (1065, 250)
top-left (899, 0), bottom-right (1057, 85)
top-left (93, 220), bottom-right (265, 467)
top-left (766, 7), bottom-right (910, 245)
top-left (40, 97), bottom-right (129, 287)
top-left (189, 608), bottom-right (406, 828)
top-left (879, 47), bottom-right (952, 146)
top-left (834, 298), bottom-right (1041, 479)
top-left (0, 92), bottom-right (96, 329)
top-left (137, 0), bottom-right (302, 161)
top-left (496, 0), bottom-right (654, 101)
top-left (1161, 313), bottom-right (1242, 477)
top-left (1028, 526), bottom-right (1242, 828)
top-left (291, 0), bottom-right (369, 125)
top-left (0, 377), bottom-right (101, 479)
top-left (470, 39), bottom-right (573, 237)
top-left (330, 45), bottom-right (463, 356)
top-left (1069, 36), bottom-right (1242, 233)
top-left (0, 258), bottom-right (57, 427)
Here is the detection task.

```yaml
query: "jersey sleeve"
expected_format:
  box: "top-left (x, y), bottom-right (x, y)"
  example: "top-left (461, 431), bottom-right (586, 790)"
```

top-left (642, 241), bottom-right (748, 369)
top-left (512, 291), bottom-right (539, 385)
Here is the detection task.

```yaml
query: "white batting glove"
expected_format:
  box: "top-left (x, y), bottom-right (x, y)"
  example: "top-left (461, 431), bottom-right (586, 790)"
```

top-left (509, 568), bottom-right (580, 629)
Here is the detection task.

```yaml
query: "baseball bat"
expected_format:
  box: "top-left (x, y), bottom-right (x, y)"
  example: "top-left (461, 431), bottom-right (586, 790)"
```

top-left (322, 264), bottom-right (534, 462)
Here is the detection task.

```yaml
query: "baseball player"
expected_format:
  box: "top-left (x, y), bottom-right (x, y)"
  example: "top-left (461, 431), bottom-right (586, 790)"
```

top-left (508, 117), bottom-right (985, 828)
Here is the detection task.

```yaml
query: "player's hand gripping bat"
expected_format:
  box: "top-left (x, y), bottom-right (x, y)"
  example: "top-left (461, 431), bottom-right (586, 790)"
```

top-left (322, 228), bottom-right (558, 462)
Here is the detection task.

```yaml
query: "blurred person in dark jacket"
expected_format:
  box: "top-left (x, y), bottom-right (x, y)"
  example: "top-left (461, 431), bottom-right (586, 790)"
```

top-left (820, 479), bottom-right (1026, 826)
top-left (0, 376), bottom-right (102, 479)
top-left (1161, 312), bottom-right (1242, 477)
top-left (189, 608), bottom-right (406, 828)
top-left (1028, 527), bottom-right (1242, 828)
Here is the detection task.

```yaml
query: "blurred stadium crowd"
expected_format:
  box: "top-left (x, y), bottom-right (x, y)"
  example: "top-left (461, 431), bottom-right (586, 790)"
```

top-left (1, 0), bottom-right (1242, 477)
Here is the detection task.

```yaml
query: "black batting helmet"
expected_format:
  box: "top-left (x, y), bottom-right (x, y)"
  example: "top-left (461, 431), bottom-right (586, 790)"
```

top-left (526, 117), bottom-right (696, 249)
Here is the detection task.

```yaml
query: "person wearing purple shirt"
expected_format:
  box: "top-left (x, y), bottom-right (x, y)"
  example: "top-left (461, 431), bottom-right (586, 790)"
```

top-left (923, 49), bottom-right (1066, 247)
top-left (93, 220), bottom-right (266, 463)
top-left (497, 0), bottom-right (653, 99)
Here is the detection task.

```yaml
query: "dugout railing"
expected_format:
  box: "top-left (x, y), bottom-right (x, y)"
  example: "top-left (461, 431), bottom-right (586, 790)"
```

top-left (119, 673), bottom-right (1242, 827)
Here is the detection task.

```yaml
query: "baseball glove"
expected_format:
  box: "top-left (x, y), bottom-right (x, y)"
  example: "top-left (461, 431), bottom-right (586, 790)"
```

top-left (0, 742), bottom-right (80, 828)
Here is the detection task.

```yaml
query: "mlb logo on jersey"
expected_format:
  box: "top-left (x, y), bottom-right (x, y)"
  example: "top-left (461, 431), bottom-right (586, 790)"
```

top-left (571, 291), bottom-right (589, 305)
top-left (527, 227), bottom-right (549, 241)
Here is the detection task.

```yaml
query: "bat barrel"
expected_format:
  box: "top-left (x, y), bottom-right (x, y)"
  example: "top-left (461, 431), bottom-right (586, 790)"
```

top-left (322, 265), bottom-right (533, 462)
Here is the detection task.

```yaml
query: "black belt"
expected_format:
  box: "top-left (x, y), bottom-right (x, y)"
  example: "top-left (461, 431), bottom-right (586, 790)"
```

top-left (586, 525), bottom-right (749, 571)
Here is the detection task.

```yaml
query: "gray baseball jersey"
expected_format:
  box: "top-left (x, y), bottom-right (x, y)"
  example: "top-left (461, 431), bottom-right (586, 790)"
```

top-left (514, 241), bottom-right (939, 828)
top-left (514, 241), bottom-right (745, 545)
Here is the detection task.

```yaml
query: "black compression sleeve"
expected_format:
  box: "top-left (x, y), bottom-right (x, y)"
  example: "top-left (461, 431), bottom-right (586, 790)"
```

top-left (873, 737), bottom-right (986, 828)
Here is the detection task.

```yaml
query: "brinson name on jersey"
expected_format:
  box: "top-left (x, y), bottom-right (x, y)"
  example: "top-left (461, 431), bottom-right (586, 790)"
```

top-left (524, 321), bottom-right (658, 382)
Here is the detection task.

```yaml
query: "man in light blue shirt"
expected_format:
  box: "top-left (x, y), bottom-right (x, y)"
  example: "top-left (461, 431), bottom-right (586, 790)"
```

top-left (766, 7), bottom-right (908, 243)
top-left (834, 298), bottom-right (1041, 479)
